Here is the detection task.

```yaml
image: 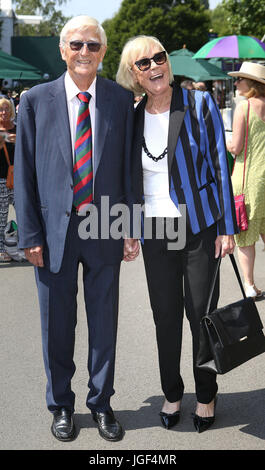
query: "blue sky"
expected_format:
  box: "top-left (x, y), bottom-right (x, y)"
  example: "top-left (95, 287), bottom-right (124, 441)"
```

top-left (61, 0), bottom-right (222, 23)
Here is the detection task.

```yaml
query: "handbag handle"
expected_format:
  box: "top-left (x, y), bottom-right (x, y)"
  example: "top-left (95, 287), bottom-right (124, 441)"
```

top-left (241, 100), bottom-right (250, 192)
top-left (205, 254), bottom-right (246, 315)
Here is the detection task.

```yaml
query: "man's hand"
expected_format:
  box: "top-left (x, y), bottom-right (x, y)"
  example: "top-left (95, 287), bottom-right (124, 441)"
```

top-left (123, 238), bottom-right (140, 262)
top-left (24, 245), bottom-right (44, 267)
top-left (215, 235), bottom-right (235, 258)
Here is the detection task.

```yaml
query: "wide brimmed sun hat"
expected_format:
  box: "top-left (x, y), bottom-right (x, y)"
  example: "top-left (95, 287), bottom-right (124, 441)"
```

top-left (228, 61), bottom-right (265, 85)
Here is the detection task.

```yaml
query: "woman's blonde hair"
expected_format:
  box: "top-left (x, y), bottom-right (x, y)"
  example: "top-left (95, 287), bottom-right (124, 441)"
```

top-left (0, 98), bottom-right (15, 120)
top-left (116, 35), bottom-right (174, 95)
top-left (244, 78), bottom-right (265, 98)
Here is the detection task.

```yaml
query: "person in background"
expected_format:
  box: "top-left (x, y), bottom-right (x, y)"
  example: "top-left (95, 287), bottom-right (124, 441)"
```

top-left (117, 35), bottom-right (237, 434)
top-left (15, 88), bottom-right (30, 114)
top-left (227, 62), bottom-right (265, 299)
top-left (180, 79), bottom-right (194, 89)
top-left (0, 98), bottom-right (16, 262)
top-left (5, 90), bottom-right (16, 118)
top-left (193, 81), bottom-right (207, 91)
top-left (11, 91), bottom-right (20, 115)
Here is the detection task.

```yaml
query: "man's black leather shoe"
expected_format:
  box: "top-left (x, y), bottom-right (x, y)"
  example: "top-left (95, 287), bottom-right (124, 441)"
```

top-left (92, 410), bottom-right (124, 441)
top-left (51, 407), bottom-right (76, 441)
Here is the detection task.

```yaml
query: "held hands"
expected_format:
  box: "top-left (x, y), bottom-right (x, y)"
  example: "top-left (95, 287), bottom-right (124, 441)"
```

top-left (123, 238), bottom-right (140, 262)
top-left (24, 245), bottom-right (44, 267)
top-left (215, 235), bottom-right (235, 258)
top-left (25, 240), bottom-right (140, 266)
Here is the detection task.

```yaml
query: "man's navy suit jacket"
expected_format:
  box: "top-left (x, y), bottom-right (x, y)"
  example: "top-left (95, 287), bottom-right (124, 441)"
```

top-left (14, 74), bottom-right (135, 273)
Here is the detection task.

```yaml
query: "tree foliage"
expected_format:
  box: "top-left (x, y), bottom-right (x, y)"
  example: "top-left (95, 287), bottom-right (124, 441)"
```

top-left (211, 0), bottom-right (265, 38)
top-left (13, 0), bottom-right (70, 36)
top-left (101, 0), bottom-right (211, 80)
top-left (209, 4), bottom-right (231, 37)
top-left (200, 0), bottom-right (209, 8)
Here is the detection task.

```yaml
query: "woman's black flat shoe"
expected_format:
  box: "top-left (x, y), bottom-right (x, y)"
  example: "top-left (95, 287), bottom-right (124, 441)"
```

top-left (159, 410), bottom-right (180, 429)
top-left (192, 397), bottom-right (217, 434)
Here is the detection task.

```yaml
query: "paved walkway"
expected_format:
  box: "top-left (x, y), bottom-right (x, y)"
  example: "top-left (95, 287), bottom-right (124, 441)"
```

top-left (1, 208), bottom-right (265, 451)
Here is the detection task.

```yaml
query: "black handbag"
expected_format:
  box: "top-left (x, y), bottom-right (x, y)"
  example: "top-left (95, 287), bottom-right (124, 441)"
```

top-left (196, 254), bottom-right (265, 374)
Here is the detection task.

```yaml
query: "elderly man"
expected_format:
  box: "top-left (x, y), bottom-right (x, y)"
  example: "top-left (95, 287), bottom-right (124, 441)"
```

top-left (14, 16), bottom-right (138, 442)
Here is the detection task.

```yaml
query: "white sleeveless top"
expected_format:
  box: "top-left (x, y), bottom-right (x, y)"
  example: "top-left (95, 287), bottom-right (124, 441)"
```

top-left (142, 110), bottom-right (180, 217)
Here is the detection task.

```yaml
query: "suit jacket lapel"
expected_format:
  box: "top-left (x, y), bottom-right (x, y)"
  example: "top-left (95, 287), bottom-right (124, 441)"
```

top-left (50, 74), bottom-right (73, 174)
top-left (133, 95), bottom-right (147, 200)
top-left (167, 83), bottom-right (188, 187)
top-left (94, 75), bottom-right (112, 176)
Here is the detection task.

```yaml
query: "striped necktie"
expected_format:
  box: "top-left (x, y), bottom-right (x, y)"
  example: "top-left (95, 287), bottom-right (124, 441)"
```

top-left (73, 91), bottom-right (93, 211)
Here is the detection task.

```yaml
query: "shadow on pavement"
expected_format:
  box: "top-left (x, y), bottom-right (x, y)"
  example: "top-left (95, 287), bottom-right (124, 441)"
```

top-left (73, 390), bottom-right (265, 441)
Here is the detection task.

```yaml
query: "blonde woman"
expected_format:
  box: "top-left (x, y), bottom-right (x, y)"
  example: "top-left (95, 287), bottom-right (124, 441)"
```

top-left (0, 98), bottom-right (16, 262)
top-left (117, 36), bottom-right (237, 433)
top-left (227, 62), bottom-right (265, 299)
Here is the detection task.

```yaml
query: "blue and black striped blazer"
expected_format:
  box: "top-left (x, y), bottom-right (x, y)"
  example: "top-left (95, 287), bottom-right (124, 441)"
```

top-left (132, 82), bottom-right (238, 236)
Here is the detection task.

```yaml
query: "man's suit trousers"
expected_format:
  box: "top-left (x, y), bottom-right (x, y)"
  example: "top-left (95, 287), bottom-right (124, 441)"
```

top-left (34, 212), bottom-right (120, 413)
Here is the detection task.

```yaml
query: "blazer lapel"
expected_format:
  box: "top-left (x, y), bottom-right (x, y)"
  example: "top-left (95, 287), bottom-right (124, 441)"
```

top-left (167, 83), bottom-right (188, 187)
top-left (133, 96), bottom-right (147, 201)
top-left (50, 75), bottom-right (73, 174)
top-left (93, 75), bottom-right (112, 176)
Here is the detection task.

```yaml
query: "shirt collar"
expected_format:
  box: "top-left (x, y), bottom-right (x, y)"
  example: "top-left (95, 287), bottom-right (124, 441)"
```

top-left (65, 71), bottom-right (97, 102)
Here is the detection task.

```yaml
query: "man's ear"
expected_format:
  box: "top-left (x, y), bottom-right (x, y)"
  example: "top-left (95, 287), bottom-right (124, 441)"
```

top-left (100, 45), bottom-right (107, 63)
top-left (59, 45), bottom-right (66, 62)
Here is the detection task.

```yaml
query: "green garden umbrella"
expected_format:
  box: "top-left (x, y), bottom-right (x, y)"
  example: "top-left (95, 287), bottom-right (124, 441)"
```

top-left (193, 35), bottom-right (265, 59)
top-left (169, 49), bottom-right (229, 82)
top-left (170, 47), bottom-right (194, 57)
top-left (0, 49), bottom-right (42, 80)
top-left (193, 35), bottom-right (265, 100)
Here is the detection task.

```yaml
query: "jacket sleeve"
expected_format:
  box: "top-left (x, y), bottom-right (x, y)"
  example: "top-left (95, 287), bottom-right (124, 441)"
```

top-left (123, 91), bottom-right (137, 238)
top-left (14, 93), bottom-right (44, 249)
top-left (201, 92), bottom-right (238, 235)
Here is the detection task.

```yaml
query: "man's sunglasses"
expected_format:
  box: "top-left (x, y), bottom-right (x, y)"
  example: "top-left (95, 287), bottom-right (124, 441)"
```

top-left (134, 51), bottom-right (167, 71)
top-left (69, 41), bottom-right (102, 52)
top-left (235, 77), bottom-right (245, 82)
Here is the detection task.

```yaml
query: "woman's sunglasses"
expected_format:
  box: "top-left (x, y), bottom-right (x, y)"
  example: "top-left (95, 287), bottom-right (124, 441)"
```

top-left (235, 77), bottom-right (245, 83)
top-left (69, 41), bottom-right (102, 52)
top-left (134, 51), bottom-right (167, 71)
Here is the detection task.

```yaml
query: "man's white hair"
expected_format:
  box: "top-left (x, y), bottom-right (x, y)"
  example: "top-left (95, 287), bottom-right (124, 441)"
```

top-left (60, 15), bottom-right (107, 47)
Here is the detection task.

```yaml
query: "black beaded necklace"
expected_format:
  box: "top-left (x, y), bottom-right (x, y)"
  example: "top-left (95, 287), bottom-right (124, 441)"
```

top-left (142, 136), bottom-right (168, 162)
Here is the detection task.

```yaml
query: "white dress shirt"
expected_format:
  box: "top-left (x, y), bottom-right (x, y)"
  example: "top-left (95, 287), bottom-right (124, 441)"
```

top-left (64, 71), bottom-right (96, 163)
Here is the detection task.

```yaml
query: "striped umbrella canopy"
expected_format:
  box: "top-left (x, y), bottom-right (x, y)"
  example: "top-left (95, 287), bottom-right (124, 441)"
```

top-left (193, 35), bottom-right (265, 59)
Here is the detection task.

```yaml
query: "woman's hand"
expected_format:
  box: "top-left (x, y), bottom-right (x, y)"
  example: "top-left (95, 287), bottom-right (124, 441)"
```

top-left (215, 235), bottom-right (235, 258)
top-left (123, 238), bottom-right (140, 262)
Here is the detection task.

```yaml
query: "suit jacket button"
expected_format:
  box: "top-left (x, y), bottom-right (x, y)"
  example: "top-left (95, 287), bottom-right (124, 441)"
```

top-left (70, 184), bottom-right (73, 190)
top-left (66, 211), bottom-right (70, 217)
